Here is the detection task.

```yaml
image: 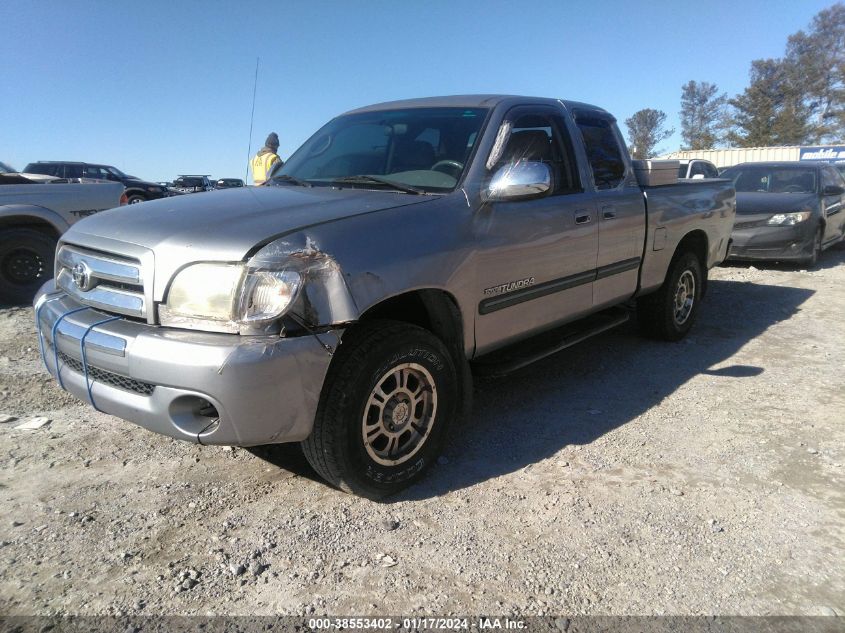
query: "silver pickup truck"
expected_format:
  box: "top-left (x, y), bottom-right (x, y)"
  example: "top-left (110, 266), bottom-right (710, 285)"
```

top-left (34, 96), bottom-right (735, 497)
top-left (1, 174), bottom-right (124, 303)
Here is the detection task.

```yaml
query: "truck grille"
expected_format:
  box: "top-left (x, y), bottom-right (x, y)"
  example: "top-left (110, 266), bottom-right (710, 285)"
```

top-left (55, 245), bottom-right (147, 319)
top-left (57, 351), bottom-right (156, 396)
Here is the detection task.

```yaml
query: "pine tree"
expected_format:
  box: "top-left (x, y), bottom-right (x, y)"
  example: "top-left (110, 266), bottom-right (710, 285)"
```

top-left (727, 59), bottom-right (812, 146)
top-left (625, 109), bottom-right (674, 159)
top-left (727, 2), bottom-right (845, 146)
top-left (680, 81), bottom-right (728, 150)
top-left (784, 3), bottom-right (845, 142)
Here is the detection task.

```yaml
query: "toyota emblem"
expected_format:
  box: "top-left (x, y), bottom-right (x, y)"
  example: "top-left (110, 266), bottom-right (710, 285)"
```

top-left (71, 262), bottom-right (92, 291)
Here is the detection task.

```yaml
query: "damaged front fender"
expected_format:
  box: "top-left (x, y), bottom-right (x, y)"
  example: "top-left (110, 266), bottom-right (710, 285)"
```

top-left (248, 234), bottom-right (359, 330)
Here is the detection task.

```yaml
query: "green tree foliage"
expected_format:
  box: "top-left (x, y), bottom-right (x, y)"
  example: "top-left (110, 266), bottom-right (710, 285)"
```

top-left (784, 3), bottom-right (845, 142)
top-left (727, 2), bottom-right (844, 146)
top-left (680, 81), bottom-right (728, 149)
top-left (728, 59), bottom-right (813, 147)
top-left (625, 109), bottom-right (674, 159)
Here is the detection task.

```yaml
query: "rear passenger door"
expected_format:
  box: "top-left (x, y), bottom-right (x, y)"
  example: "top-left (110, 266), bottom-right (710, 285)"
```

top-left (571, 110), bottom-right (645, 309)
top-left (473, 105), bottom-right (598, 354)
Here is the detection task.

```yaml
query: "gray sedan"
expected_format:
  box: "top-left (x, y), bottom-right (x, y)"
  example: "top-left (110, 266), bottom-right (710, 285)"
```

top-left (723, 161), bottom-right (845, 266)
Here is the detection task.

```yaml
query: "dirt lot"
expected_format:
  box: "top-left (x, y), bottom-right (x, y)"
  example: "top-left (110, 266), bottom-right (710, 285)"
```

top-left (0, 251), bottom-right (843, 618)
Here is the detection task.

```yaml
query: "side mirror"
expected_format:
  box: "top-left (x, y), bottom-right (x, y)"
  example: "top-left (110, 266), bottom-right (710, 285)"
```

top-left (484, 161), bottom-right (552, 202)
top-left (823, 184), bottom-right (845, 196)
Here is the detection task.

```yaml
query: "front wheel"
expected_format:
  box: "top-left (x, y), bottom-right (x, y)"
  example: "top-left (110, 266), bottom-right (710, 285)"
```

top-left (126, 194), bottom-right (146, 205)
top-left (800, 226), bottom-right (823, 268)
top-left (302, 320), bottom-right (457, 499)
top-left (637, 251), bottom-right (703, 341)
top-left (0, 228), bottom-right (57, 304)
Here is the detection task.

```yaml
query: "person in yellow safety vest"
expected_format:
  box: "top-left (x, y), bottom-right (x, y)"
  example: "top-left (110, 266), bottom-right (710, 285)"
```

top-left (251, 132), bottom-right (283, 185)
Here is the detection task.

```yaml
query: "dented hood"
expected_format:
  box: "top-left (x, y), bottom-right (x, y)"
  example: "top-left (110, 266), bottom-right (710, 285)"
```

top-left (63, 185), bottom-right (435, 299)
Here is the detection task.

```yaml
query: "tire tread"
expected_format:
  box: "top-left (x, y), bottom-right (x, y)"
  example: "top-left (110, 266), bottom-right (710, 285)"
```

top-left (302, 320), bottom-right (439, 496)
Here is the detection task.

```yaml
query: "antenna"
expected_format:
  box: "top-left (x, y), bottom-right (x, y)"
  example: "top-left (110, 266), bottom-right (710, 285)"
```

top-left (245, 57), bottom-right (260, 183)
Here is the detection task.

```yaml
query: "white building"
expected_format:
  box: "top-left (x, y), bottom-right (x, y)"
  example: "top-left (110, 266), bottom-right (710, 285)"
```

top-left (662, 145), bottom-right (845, 168)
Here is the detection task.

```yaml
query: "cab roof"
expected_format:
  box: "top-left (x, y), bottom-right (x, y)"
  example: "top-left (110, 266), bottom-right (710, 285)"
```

top-left (343, 95), bottom-right (610, 118)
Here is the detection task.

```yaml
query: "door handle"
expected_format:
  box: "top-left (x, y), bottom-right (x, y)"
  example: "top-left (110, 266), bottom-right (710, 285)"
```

top-left (575, 211), bottom-right (592, 224)
top-left (602, 205), bottom-right (617, 220)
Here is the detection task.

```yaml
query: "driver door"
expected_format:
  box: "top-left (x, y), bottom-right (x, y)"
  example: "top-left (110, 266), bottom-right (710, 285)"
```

top-left (473, 105), bottom-right (599, 355)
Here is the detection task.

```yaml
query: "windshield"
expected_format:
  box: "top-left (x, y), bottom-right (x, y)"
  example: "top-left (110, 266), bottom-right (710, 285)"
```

top-left (175, 177), bottom-right (204, 187)
top-left (107, 166), bottom-right (127, 178)
top-left (722, 166), bottom-right (818, 194)
top-left (275, 107), bottom-right (489, 193)
top-left (0, 161), bottom-right (15, 173)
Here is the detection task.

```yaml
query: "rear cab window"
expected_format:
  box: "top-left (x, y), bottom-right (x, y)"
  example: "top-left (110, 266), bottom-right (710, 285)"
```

top-left (24, 163), bottom-right (63, 177)
top-left (703, 163), bottom-right (719, 178)
top-left (572, 112), bottom-right (627, 190)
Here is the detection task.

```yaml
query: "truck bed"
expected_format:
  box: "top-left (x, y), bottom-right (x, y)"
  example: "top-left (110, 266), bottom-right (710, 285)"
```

top-left (640, 179), bottom-right (736, 294)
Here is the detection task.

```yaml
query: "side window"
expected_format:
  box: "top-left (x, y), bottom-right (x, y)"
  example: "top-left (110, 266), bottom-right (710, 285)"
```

top-left (65, 164), bottom-right (83, 178)
top-left (30, 164), bottom-right (62, 177)
top-left (822, 166), bottom-right (844, 189)
top-left (494, 109), bottom-right (580, 194)
top-left (573, 114), bottom-right (626, 190)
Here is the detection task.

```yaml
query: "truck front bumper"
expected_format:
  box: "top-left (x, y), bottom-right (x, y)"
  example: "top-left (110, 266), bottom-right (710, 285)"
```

top-left (34, 281), bottom-right (337, 446)
top-left (727, 222), bottom-right (816, 262)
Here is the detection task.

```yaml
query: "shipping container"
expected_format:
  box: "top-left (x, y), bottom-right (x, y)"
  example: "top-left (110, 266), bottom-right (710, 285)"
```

top-left (661, 147), bottom-right (800, 168)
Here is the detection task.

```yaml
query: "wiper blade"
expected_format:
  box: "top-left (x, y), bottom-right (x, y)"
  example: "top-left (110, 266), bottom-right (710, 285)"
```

top-left (330, 175), bottom-right (426, 195)
top-left (269, 174), bottom-right (312, 187)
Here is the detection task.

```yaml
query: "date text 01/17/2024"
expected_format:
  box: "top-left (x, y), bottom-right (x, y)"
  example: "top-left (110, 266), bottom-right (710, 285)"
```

top-left (307, 617), bottom-right (526, 630)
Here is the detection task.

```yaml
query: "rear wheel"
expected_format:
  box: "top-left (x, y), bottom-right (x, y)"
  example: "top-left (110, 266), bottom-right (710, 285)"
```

top-left (126, 194), bottom-right (146, 205)
top-left (637, 251), bottom-right (703, 341)
top-left (0, 228), bottom-right (56, 304)
top-left (302, 320), bottom-right (457, 499)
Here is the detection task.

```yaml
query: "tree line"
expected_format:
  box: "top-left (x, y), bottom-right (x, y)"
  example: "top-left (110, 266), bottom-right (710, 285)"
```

top-left (626, 2), bottom-right (845, 159)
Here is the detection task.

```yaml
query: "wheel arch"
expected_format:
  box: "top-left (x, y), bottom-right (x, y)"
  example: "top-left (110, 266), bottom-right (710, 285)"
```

top-left (0, 209), bottom-right (65, 239)
top-left (123, 187), bottom-right (148, 200)
top-left (356, 288), bottom-right (467, 359)
top-left (674, 229), bottom-right (709, 268)
top-left (672, 229), bottom-right (709, 297)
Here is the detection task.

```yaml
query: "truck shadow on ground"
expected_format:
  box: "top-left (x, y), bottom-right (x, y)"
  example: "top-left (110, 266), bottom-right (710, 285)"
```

top-left (249, 275), bottom-right (818, 499)
top-left (394, 275), bottom-right (816, 502)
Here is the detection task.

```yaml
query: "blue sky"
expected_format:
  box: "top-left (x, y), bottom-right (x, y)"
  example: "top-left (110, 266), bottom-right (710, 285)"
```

top-left (0, 0), bottom-right (836, 182)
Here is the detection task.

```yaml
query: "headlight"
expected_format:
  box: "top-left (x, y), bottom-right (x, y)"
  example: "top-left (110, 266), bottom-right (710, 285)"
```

top-left (767, 211), bottom-right (812, 225)
top-left (160, 263), bottom-right (301, 330)
top-left (165, 263), bottom-right (244, 321)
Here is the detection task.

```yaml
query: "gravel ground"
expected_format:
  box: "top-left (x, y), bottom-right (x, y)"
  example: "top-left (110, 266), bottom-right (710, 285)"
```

top-left (0, 250), bottom-right (843, 617)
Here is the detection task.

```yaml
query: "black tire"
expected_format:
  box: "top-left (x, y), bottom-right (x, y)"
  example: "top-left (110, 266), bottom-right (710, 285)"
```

top-left (0, 228), bottom-right (57, 305)
top-left (126, 194), bottom-right (146, 205)
top-left (637, 251), bottom-right (703, 342)
top-left (800, 226), bottom-right (823, 268)
top-left (302, 320), bottom-right (457, 499)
